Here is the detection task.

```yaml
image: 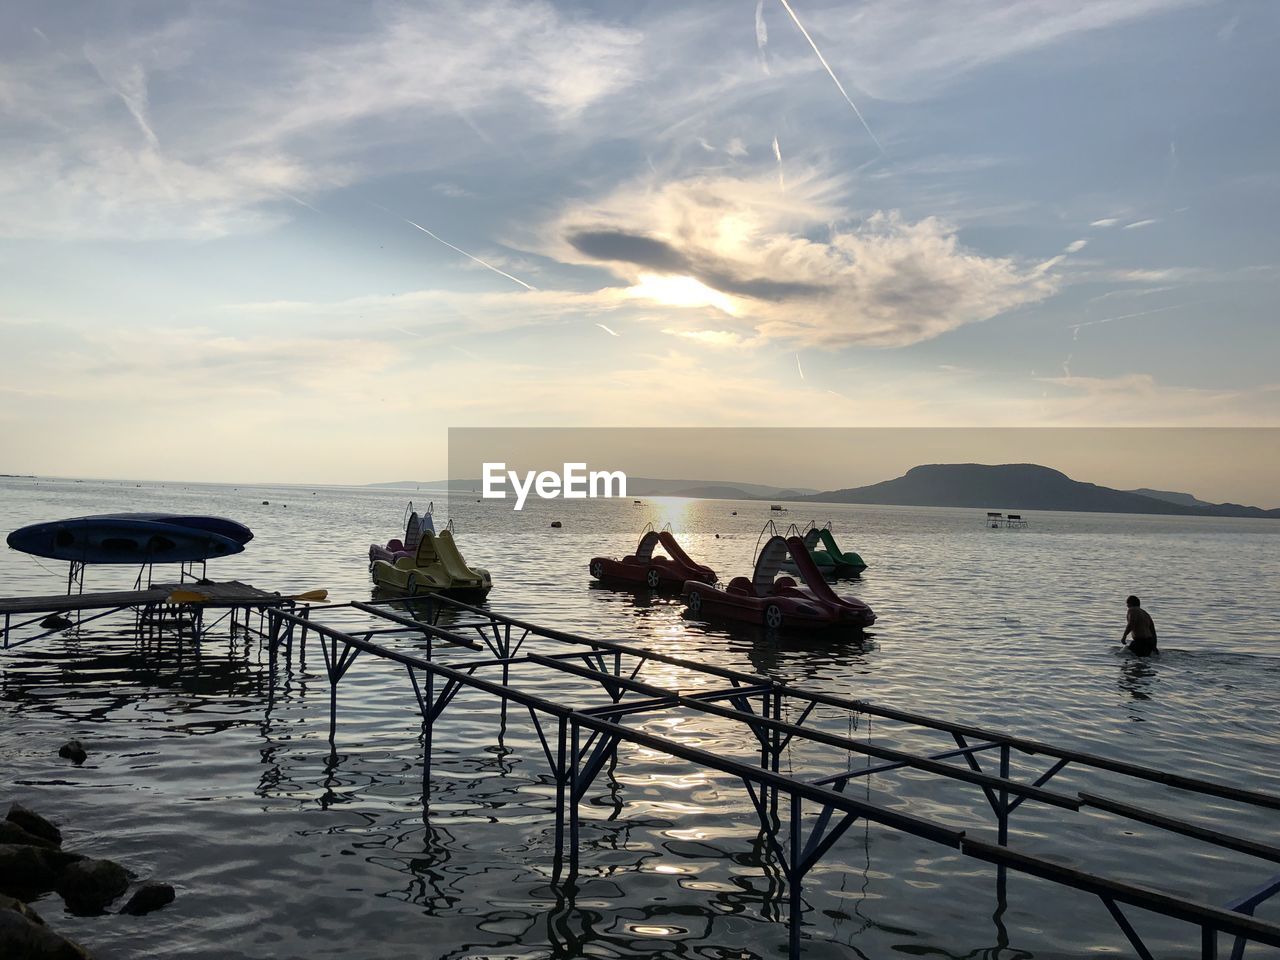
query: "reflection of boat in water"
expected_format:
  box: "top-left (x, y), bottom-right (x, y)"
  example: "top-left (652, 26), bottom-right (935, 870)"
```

top-left (780, 522), bottom-right (867, 578)
top-left (7, 513), bottom-right (251, 565)
top-left (369, 528), bottom-right (492, 602)
top-left (682, 533), bottom-right (875, 631)
top-left (589, 527), bottom-right (716, 591)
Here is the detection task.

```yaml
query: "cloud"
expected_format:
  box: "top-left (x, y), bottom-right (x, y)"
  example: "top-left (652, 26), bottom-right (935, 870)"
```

top-left (795, 0), bottom-right (1202, 102)
top-left (433, 182), bottom-right (475, 198)
top-left (0, 2), bottom-right (642, 240)
top-left (663, 329), bottom-right (751, 348)
top-left (548, 169), bottom-right (1058, 347)
top-left (1089, 217), bottom-right (1121, 227)
top-left (774, 0), bottom-right (883, 151)
top-left (755, 0), bottom-right (770, 74)
top-left (1123, 218), bottom-right (1159, 229)
top-left (1064, 239), bottom-right (1088, 253)
top-left (1037, 373), bottom-right (1280, 426)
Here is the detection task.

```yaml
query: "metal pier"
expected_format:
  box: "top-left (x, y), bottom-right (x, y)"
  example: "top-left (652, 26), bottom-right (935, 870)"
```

top-left (262, 594), bottom-right (1280, 959)
top-left (0, 580), bottom-right (299, 649)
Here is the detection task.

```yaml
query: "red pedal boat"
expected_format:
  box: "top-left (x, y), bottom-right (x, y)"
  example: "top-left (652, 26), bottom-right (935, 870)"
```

top-left (682, 534), bottom-right (875, 630)
top-left (589, 529), bottom-right (716, 590)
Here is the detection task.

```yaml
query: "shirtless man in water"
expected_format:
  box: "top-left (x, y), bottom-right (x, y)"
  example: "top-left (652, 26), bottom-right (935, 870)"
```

top-left (1121, 595), bottom-right (1159, 656)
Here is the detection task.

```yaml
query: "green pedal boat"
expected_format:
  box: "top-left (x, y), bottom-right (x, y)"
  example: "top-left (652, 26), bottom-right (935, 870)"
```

top-left (781, 522), bottom-right (868, 578)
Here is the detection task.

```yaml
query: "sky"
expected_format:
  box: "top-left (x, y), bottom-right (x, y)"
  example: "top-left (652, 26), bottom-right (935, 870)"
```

top-left (1, 0), bottom-right (1277, 494)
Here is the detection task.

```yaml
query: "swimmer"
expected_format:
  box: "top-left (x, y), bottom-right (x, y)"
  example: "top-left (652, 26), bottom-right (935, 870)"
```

top-left (1121, 595), bottom-right (1159, 656)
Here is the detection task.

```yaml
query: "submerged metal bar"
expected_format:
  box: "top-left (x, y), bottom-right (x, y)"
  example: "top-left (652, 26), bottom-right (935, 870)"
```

top-left (963, 840), bottom-right (1280, 947)
top-left (275, 601), bottom-right (1280, 959)
top-left (437, 598), bottom-right (1280, 811)
top-left (1081, 793), bottom-right (1280, 864)
top-left (812, 741), bottom-right (1000, 786)
top-left (528, 653), bottom-right (1080, 812)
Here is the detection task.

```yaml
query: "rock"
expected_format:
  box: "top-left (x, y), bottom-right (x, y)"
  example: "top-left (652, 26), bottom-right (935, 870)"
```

top-left (119, 882), bottom-right (175, 916)
top-left (56, 858), bottom-right (129, 915)
top-left (6, 805), bottom-right (62, 845)
top-left (0, 908), bottom-right (93, 959)
top-left (0, 845), bottom-right (84, 896)
top-left (58, 741), bottom-right (87, 764)
top-left (0, 821), bottom-right (59, 849)
top-left (0, 892), bottom-right (46, 925)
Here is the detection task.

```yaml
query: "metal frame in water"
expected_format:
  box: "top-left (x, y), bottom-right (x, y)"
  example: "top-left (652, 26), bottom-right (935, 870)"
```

top-left (263, 594), bottom-right (1280, 960)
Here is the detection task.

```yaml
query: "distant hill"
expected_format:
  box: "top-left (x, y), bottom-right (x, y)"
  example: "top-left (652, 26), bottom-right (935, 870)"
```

top-left (1127, 487), bottom-right (1215, 509)
top-left (804, 464), bottom-right (1279, 519)
top-left (366, 477), bottom-right (816, 499)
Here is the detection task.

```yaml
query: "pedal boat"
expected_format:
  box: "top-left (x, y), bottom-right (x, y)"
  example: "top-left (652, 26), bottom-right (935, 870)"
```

top-left (369, 502), bottom-right (435, 564)
top-left (370, 528), bottom-right (492, 602)
top-left (682, 534), bottom-right (874, 630)
top-left (780, 523), bottom-right (867, 578)
top-left (590, 529), bottom-right (716, 590)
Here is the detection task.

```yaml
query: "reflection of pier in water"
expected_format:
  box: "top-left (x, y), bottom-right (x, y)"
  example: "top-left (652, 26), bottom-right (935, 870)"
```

top-left (260, 594), bottom-right (1280, 960)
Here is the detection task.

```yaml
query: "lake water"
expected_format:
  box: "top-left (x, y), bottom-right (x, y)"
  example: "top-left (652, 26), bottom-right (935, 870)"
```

top-left (2, 476), bottom-right (1279, 959)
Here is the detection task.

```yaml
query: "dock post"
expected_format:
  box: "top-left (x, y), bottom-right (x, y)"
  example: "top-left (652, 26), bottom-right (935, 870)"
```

top-left (1203, 926), bottom-right (1217, 960)
top-left (422, 668), bottom-right (435, 821)
top-left (552, 715), bottom-right (567, 877)
top-left (569, 721), bottom-right (581, 878)
top-left (997, 743), bottom-right (1010, 901)
top-left (789, 792), bottom-right (803, 957)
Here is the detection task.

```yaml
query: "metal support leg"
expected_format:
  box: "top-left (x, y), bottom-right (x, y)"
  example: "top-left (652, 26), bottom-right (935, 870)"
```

top-left (998, 743), bottom-right (1010, 901)
top-left (789, 792), bottom-right (803, 957)
top-left (553, 716), bottom-right (568, 877)
top-left (569, 722), bottom-right (581, 878)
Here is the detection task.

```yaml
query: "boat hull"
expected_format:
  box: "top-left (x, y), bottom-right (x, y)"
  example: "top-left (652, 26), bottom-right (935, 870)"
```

top-left (7, 515), bottom-right (246, 565)
top-left (369, 559), bottom-right (493, 601)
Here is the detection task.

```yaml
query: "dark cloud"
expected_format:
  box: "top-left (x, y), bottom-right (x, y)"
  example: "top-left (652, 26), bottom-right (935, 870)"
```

top-left (567, 227), bottom-right (826, 301)
top-left (567, 230), bottom-right (690, 272)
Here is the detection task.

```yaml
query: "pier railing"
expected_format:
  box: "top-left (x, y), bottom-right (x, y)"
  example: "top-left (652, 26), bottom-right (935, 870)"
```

top-left (264, 594), bottom-right (1280, 960)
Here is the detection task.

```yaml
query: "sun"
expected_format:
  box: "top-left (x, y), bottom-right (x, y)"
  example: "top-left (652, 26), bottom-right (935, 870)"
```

top-left (625, 273), bottom-right (739, 315)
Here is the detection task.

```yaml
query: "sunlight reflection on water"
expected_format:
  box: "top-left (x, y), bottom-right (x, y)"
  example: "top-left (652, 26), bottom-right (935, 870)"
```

top-left (1, 477), bottom-right (1278, 958)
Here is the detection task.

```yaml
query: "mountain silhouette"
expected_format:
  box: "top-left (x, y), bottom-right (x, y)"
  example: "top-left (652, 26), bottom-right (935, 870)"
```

top-left (805, 463), bottom-right (1278, 518)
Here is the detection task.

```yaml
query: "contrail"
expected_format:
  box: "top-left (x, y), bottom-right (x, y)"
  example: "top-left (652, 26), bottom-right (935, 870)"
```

top-left (1071, 302), bottom-right (1192, 333)
top-left (775, 0), bottom-right (883, 153)
top-left (755, 0), bottom-right (770, 75)
top-left (596, 323), bottom-right (620, 337)
top-left (372, 203), bottom-right (537, 291)
top-left (280, 190), bottom-right (321, 214)
top-left (772, 136), bottom-right (785, 189)
top-left (795, 352), bottom-right (805, 380)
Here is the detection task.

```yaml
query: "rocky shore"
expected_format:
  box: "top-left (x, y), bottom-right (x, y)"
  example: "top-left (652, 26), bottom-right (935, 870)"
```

top-left (0, 801), bottom-right (176, 959)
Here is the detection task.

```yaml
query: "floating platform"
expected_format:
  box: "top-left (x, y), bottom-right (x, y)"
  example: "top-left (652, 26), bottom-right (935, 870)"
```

top-left (0, 580), bottom-right (305, 648)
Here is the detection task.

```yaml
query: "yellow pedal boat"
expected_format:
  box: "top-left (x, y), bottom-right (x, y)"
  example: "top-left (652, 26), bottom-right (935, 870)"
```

top-left (369, 529), bottom-right (493, 601)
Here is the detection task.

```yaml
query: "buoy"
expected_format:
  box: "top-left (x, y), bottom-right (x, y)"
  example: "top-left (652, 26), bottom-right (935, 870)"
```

top-left (262, 500), bottom-right (269, 505)
top-left (550, 521), bottom-right (563, 528)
